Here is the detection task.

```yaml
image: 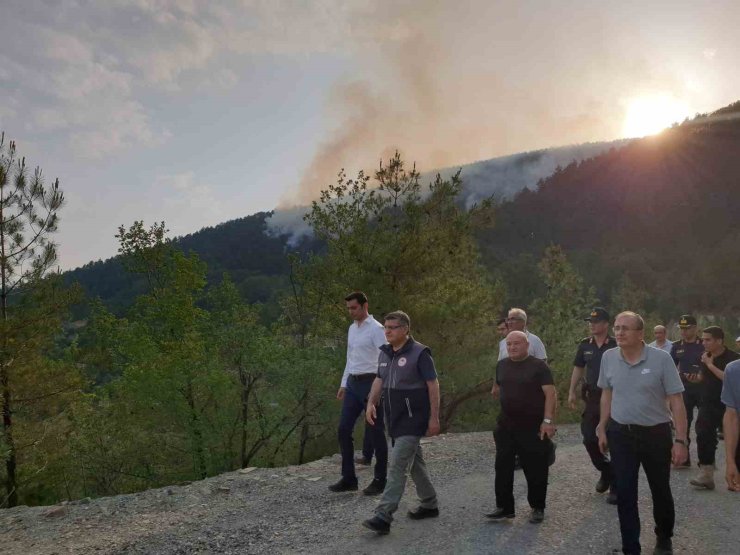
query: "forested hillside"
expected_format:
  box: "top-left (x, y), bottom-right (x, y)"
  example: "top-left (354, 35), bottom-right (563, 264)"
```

top-left (483, 101), bottom-right (740, 317)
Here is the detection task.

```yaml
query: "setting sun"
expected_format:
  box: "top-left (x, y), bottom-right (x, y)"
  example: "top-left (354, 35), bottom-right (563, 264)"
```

top-left (622, 95), bottom-right (691, 138)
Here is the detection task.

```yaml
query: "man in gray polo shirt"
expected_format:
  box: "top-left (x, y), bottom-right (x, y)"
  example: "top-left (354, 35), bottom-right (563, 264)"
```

top-left (721, 359), bottom-right (740, 491)
top-left (597, 311), bottom-right (688, 555)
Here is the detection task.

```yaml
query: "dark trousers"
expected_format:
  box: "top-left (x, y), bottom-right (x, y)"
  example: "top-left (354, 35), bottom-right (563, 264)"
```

top-left (494, 423), bottom-right (550, 512)
top-left (581, 390), bottom-right (612, 478)
top-left (607, 419), bottom-right (674, 555)
top-left (683, 385), bottom-right (702, 442)
top-left (696, 401), bottom-right (724, 466)
top-left (362, 423), bottom-right (373, 461)
top-left (338, 376), bottom-right (387, 482)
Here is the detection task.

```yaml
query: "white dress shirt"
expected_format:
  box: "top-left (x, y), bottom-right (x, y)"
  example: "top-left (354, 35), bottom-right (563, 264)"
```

top-left (340, 315), bottom-right (387, 388)
top-left (498, 330), bottom-right (548, 361)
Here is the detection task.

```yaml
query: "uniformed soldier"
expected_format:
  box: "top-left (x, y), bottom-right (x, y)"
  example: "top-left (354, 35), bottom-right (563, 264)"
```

top-left (568, 307), bottom-right (618, 504)
top-left (670, 314), bottom-right (703, 468)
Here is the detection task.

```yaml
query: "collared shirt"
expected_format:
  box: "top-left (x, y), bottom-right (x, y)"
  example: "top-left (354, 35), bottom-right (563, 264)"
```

top-left (647, 340), bottom-right (673, 353)
top-left (497, 330), bottom-right (547, 361)
top-left (598, 344), bottom-right (684, 426)
top-left (574, 335), bottom-right (617, 387)
top-left (670, 339), bottom-right (703, 374)
top-left (340, 315), bottom-right (386, 388)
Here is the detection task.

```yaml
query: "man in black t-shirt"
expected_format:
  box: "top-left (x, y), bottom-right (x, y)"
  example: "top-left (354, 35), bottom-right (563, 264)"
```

top-left (487, 331), bottom-right (557, 524)
top-left (687, 326), bottom-right (740, 490)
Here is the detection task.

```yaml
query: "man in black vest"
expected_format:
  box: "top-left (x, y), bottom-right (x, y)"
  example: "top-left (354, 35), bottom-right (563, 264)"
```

top-left (487, 330), bottom-right (557, 524)
top-left (568, 307), bottom-right (618, 504)
top-left (362, 311), bottom-right (441, 535)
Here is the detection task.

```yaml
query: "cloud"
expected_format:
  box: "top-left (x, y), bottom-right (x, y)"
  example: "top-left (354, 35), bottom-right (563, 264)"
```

top-left (154, 171), bottom-right (224, 231)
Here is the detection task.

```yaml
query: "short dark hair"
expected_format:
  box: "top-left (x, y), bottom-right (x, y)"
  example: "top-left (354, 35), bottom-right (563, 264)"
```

top-left (344, 291), bottom-right (368, 305)
top-left (702, 325), bottom-right (724, 340)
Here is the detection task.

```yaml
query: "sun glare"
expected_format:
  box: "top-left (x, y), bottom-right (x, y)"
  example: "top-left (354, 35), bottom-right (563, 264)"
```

top-left (622, 96), bottom-right (690, 138)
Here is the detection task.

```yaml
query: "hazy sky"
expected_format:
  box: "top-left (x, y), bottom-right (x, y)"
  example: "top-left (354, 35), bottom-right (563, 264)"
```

top-left (1, 0), bottom-right (739, 269)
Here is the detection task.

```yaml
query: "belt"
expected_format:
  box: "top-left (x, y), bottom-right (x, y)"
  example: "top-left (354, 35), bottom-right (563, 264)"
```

top-left (349, 373), bottom-right (377, 382)
top-left (608, 418), bottom-right (670, 432)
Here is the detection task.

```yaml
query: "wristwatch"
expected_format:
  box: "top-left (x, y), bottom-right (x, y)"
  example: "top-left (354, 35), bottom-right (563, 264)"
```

top-left (674, 438), bottom-right (687, 446)
top-left (543, 418), bottom-right (553, 424)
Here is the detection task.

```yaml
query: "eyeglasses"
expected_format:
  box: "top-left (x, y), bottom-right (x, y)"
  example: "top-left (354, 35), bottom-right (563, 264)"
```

top-left (384, 324), bottom-right (405, 331)
top-left (613, 326), bottom-right (641, 332)
top-left (505, 317), bottom-right (524, 322)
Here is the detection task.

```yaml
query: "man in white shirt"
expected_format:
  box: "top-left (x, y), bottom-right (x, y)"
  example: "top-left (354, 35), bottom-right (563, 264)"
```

top-left (648, 325), bottom-right (673, 353)
top-left (329, 291), bottom-right (388, 495)
top-left (497, 308), bottom-right (547, 361)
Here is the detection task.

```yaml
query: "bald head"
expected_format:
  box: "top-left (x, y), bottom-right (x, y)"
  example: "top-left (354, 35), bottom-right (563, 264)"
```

top-left (653, 325), bottom-right (667, 343)
top-left (505, 330), bottom-right (530, 361)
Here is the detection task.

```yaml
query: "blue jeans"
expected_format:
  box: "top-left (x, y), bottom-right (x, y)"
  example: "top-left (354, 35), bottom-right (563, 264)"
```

top-left (338, 376), bottom-right (387, 482)
top-left (607, 419), bottom-right (674, 554)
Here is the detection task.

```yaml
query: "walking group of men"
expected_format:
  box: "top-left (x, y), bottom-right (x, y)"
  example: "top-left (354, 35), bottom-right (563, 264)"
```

top-left (328, 292), bottom-right (740, 555)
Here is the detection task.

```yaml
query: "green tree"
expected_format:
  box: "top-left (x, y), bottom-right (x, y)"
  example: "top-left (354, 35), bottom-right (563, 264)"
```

top-left (0, 133), bottom-right (68, 507)
top-left (530, 245), bottom-right (596, 412)
top-left (293, 153), bottom-right (504, 431)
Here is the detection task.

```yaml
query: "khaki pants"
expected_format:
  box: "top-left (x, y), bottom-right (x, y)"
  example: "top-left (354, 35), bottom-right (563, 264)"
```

top-left (375, 435), bottom-right (437, 523)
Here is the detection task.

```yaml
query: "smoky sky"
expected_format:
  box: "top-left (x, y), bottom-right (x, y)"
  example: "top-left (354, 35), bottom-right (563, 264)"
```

top-left (282, 0), bottom-right (740, 206)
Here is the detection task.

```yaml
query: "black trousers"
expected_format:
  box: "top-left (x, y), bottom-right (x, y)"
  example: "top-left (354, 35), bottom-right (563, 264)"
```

top-left (696, 401), bottom-right (724, 466)
top-left (494, 423), bottom-right (550, 512)
top-left (581, 389), bottom-right (612, 478)
top-left (607, 419), bottom-right (674, 555)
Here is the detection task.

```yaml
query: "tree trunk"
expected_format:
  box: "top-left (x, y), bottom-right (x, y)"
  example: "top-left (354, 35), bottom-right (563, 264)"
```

top-left (239, 368), bottom-right (252, 468)
top-left (1, 280), bottom-right (18, 507)
top-left (439, 379), bottom-right (493, 433)
top-left (184, 380), bottom-right (207, 479)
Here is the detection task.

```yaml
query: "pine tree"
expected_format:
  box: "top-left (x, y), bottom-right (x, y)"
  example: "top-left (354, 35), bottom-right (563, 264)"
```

top-left (0, 133), bottom-right (66, 507)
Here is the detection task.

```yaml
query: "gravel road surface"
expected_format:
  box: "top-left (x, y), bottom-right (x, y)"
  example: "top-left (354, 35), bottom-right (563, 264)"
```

top-left (1, 425), bottom-right (738, 554)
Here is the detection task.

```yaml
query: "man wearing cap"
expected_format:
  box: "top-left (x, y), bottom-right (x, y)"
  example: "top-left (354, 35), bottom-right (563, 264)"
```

top-left (597, 311), bottom-right (688, 555)
top-left (670, 314), bottom-right (703, 468)
top-left (568, 307), bottom-right (618, 504)
top-left (686, 326), bottom-right (739, 490)
top-left (498, 308), bottom-right (547, 361)
top-left (648, 325), bottom-right (673, 353)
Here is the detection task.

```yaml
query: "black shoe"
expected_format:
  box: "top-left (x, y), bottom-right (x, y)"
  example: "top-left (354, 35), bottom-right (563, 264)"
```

top-left (328, 478), bottom-right (358, 492)
top-left (408, 506), bottom-right (439, 520)
top-left (529, 509), bottom-right (544, 523)
top-left (595, 474), bottom-right (610, 493)
top-left (606, 489), bottom-right (618, 505)
top-left (485, 508), bottom-right (515, 520)
top-left (362, 516), bottom-right (390, 535)
top-left (362, 478), bottom-right (386, 496)
top-left (653, 537), bottom-right (673, 555)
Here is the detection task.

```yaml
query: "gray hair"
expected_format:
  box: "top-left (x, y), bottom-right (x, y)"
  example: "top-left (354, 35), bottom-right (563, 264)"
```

top-left (616, 311), bottom-right (645, 330)
top-left (385, 310), bottom-right (411, 328)
top-left (508, 307), bottom-right (527, 324)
